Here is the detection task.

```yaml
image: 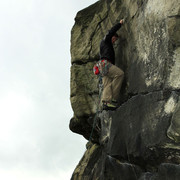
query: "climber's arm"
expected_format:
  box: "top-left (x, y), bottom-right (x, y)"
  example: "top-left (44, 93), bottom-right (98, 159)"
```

top-left (104, 19), bottom-right (124, 42)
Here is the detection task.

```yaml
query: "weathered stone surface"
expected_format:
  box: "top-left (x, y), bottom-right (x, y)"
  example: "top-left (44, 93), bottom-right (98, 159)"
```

top-left (71, 1), bottom-right (109, 63)
top-left (97, 110), bottom-right (112, 145)
top-left (70, 62), bottom-right (99, 117)
top-left (71, 143), bottom-right (102, 180)
top-left (139, 163), bottom-right (180, 180)
top-left (167, 96), bottom-right (180, 143)
top-left (108, 91), bottom-right (180, 164)
top-left (116, 0), bottom-right (180, 94)
top-left (156, 163), bottom-right (180, 180)
top-left (69, 115), bottom-right (101, 142)
top-left (70, 0), bottom-right (180, 179)
top-left (71, 142), bottom-right (143, 180)
top-left (167, 47), bottom-right (180, 89)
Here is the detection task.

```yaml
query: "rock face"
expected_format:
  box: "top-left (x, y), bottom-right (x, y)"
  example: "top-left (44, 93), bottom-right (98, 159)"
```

top-left (69, 0), bottom-right (180, 179)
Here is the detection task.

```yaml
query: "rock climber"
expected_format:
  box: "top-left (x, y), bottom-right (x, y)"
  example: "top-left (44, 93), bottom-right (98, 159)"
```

top-left (99, 19), bottom-right (124, 110)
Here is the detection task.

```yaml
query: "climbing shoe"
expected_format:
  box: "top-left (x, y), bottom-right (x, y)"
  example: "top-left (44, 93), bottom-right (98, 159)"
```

top-left (102, 102), bottom-right (118, 111)
top-left (111, 99), bottom-right (118, 105)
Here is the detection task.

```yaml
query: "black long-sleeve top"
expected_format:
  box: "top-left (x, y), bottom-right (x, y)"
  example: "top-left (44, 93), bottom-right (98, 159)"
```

top-left (99, 23), bottom-right (121, 65)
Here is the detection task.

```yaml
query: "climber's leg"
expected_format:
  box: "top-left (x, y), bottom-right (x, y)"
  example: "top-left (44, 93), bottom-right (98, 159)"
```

top-left (102, 75), bottom-right (112, 102)
top-left (108, 65), bottom-right (124, 101)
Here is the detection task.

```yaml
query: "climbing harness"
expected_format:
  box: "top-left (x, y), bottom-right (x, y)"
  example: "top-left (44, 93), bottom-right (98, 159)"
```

top-left (93, 59), bottom-right (112, 76)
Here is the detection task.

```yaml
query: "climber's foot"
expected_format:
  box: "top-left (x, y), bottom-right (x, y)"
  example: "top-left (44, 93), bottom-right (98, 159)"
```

top-left (111, 99), bottom-right (118, 105)
top-left (102, 101), bottom-right (118, 111)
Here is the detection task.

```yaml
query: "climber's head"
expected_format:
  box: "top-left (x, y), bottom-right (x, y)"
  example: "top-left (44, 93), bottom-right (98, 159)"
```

top-left (111, 33), bottom-right (119, 44)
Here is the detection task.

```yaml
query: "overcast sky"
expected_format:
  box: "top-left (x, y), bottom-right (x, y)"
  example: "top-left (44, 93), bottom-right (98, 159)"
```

top-left (0, 0), bottom-right (97, 179)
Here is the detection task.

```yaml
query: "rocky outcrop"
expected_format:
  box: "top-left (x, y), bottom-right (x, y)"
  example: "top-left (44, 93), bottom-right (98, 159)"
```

top-left (69, 0), bottom-right (180, 179)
